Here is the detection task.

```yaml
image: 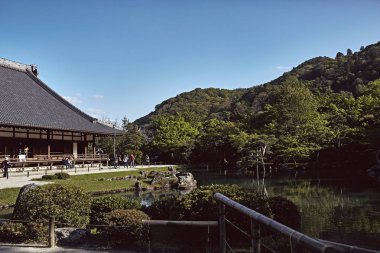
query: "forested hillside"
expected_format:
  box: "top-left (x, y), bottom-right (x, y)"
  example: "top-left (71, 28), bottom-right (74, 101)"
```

top-left (134, 88), bottom-right (246, 125)
top-left (109, 41), bottom-right (380, 172)
top-left (136, 42), bottom-right (380, 124)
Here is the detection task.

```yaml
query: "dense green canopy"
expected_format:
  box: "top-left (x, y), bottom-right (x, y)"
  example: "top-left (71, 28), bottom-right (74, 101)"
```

top-left (101, 41), bottom-right (380, 171)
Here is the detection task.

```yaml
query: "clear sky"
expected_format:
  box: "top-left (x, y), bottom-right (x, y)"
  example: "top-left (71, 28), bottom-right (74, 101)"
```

top-left (1, 0), bottom-right (379, 122)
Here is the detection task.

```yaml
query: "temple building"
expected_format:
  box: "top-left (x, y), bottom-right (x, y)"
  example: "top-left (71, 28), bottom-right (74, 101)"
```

top-left (0, 57), bottom-right (122, 160)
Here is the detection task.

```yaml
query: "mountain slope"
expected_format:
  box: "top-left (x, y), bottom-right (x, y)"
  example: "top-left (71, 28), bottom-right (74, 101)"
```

top-left (135, 41), bottom-right (380, 125)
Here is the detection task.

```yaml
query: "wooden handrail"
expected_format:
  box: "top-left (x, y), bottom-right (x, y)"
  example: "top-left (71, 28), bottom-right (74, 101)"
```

top-left (214, 193), bottom-right (378, 253)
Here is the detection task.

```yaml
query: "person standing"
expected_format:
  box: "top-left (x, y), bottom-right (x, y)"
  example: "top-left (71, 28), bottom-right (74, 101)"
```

top-left (145, 154), bottom-right (150, 166)
top-left (24, 145), bottom-right (29, 158)
top-left (2, 157), bottom-right (11, 179)
top-left (130, 154), bottom-right (135, 168)
top-left (123, 155), bottom-right (129, 168)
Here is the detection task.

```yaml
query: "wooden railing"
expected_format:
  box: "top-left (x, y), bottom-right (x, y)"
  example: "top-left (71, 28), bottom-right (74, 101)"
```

top-left (0, 154), bottom-right (110, 173)
top-left (214, 193), bottom-right (378, 253)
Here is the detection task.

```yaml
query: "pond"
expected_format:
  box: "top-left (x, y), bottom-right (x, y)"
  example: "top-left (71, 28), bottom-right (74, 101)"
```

top-left (191, 169), bottom-right (380, 251)
top-left (129, 168), bottom-right (380, 251)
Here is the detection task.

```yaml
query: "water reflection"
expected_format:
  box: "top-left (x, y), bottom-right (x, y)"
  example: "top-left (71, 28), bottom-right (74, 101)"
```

top-left (125, 188), bottom-right (193, 207)
top-left (122, 169), bottom-right (380, 250)
top-left (190, 169), bottom-right (380, 250)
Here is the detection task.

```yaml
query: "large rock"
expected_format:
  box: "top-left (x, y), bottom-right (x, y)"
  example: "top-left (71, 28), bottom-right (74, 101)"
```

top-left (55, 227), bottom-right (89, 245)
top-left (12, 183), bottom-right (39, 219)
top-left (150, 171), bottom-right (178, 188)
top-left (176, 172), bottom-right (197, 190)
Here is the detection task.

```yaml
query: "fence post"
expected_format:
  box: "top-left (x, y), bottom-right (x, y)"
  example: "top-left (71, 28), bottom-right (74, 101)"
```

top-left (251, 218), bottom-right (261, 253)
top-left (27, 171), bottom-right (29, 177)
top-left (206, 224), bottom-right (211, 253)
top-left (48, 216), bottom-right (55, 248)
top-left (219, 202), bottom-right (226, 253)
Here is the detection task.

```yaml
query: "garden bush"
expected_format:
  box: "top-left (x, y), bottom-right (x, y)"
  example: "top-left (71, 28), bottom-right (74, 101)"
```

top-left (146, 184), bottom-right (273, 221)
top-left (268, 196), bottom-right (300, 229)
top-left (0, 222), bottom-right (47, 243)
top-left (100, 209), bottom-right (149, 246)
top-left (0, 222), bottom-right (26, 243)
top-left (41, 174), bottom-right (58, 180)
top-left (41, 173), bottom-right (70, 180)
top-left (90, 196), bottom-right (141, 224)
top-left (145, 184), bottom-right (299, 251)
top-left (55, 172), bottom-right (70, 180)
top-left (12, 184), bottom-right (91, 227)
top-left (143, 196), bottom-right (181, 220)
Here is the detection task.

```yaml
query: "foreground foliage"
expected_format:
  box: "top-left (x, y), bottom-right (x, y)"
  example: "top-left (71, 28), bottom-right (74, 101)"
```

top-left (145, 184), bottom-right (300, 229)
top-left (100, 209), bottom-right (149, 247)
top-left (12, 184), bottom-right (91, 227)
top-left (90, 195), bottom-right (140, 224)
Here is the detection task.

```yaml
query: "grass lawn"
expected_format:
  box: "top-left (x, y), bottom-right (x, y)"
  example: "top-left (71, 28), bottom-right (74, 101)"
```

top-left (0, 188), bottom-right (20, 206)
top-left (0, 166), bottom-right (176, 206)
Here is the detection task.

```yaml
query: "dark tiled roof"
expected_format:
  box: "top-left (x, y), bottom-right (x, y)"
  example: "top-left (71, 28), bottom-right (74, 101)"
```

top-left (0, 59), bottom-right (123, 135)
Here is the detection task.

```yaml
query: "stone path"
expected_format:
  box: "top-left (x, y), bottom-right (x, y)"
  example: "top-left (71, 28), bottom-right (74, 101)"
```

top-left (0, 165), bottom-right (170, 190)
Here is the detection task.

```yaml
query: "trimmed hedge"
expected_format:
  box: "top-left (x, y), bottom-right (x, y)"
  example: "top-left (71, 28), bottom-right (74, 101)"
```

top-left (41, 172), bottom-right (70, 180)
top-left (12, 184), bottom-right (91, 227)
top-left (90, 196), bottom-right (141, 225)
top-left (41, 174), bottom-right (57, 180)
top-left (0, 222), bottom-right (47, 243)
top-left (101, 209), bottom-right (149, 246)
top-left (55, 172), bottom-right (70, 180)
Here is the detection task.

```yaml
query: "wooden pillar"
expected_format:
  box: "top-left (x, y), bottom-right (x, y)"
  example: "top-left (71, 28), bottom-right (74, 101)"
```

top-left (219, 202), bottom-right (226, 253)
top-left (48, 216), bottom-right (55, 248)
top-left (251, 218), bottom-right (261, 253)
top-left (47, 130), bottom-right (51, 158)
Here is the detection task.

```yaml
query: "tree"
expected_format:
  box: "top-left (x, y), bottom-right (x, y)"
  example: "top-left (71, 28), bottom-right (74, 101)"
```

top-left (193, 119), bottom-right (242, 167)
top-left (149, 114), bottom-right (199, 163)
top-left (262, 76), bottom-right (331, 164)
top-left (320, 92), bottom-right (361, 149)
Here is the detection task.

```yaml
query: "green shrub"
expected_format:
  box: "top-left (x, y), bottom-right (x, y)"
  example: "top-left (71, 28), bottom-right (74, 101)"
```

top-left (90, 196), bottom-right (141, 224)
top-left (41, 174), bottom-right (58, 180)
top-left (0, 222), bottom-right (26, 243)
top-left (143, 196), bottom-right (181, 220)
top-left (101, 209), bottom-right (149, 246)
top-left (12, 184), bottom-right (91, 227)
top-left (55, 172), bottom-right (70, 180)
top-left (268, 196), bottom-right (300, 230)
top-left (144, 184), bottom-right (300, 251)
top-left (180, 184), bottom-right (271, 221)
top-left (0, 222), bottom-right (47, 243)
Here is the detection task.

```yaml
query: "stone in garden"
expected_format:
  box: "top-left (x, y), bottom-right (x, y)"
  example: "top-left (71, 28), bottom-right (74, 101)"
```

top-left (55, 227), bottom-right (88, 245)
top-left (12, 183), bottom-right (39, 218)
top-left (176, 172), bottom-right (197, 189)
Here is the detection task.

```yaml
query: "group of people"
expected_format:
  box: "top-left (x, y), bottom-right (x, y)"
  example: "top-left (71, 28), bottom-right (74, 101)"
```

top-left (113, 153), bottom-right (136, 168)
top-left (62, 156), bottom-right (74, 169)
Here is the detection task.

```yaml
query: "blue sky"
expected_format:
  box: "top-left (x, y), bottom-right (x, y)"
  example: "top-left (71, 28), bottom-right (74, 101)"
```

top-left (1, 0), bottom-right (379, 122)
